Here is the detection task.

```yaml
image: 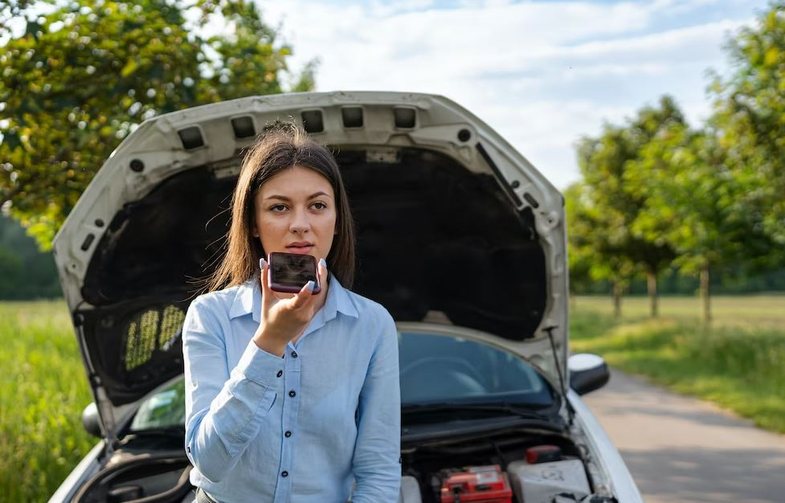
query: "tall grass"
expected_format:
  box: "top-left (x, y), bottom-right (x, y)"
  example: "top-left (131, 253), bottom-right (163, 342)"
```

top-left (0, 301), bottom-right (94, 502)
top-left (571, 295), bottom-right (785, 433)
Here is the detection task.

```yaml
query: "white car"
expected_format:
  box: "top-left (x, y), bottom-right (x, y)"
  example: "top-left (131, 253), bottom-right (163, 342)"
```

top-left (50, 91), bottom-right (642, 503)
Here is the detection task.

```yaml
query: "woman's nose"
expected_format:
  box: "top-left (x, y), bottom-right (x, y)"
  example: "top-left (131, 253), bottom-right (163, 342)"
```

top-left (289, 208), bottom-right (311, 233)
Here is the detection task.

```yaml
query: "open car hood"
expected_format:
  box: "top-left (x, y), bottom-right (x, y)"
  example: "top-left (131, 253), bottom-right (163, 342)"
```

top-left (52, 91), bottom-right (569, 435)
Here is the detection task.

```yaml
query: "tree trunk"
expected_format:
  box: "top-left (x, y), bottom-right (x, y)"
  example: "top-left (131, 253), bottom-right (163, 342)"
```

top-left (612, 281), bottom-right (623, 319)
top-left (700, 264), bottom-right (711, 325)
top-left (647, 270), bottom-right (658, 318)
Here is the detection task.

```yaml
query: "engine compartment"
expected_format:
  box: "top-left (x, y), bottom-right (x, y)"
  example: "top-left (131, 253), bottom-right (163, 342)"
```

top-left (400, 429), bottom-right (615, 503)
top-left (71, 423), bottom-right (617, 503)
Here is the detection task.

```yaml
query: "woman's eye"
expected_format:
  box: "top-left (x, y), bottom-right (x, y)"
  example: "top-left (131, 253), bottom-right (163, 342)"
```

top-left (270, 204), bottom-right (288, 212)
top-left (311, 201), bottom-right (327, 210)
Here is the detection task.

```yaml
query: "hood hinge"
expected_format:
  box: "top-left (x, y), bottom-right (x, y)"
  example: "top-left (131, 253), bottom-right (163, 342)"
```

top-left (89, 374), bottom-right (119, 451)
top-left (544, 325), bottom-right (574, 426)
top-left (75, 317), bottom-right (119, 452)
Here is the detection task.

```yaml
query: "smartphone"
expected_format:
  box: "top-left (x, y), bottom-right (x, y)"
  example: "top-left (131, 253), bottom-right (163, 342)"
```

top-left (267, 252), bottom-right (321, 294)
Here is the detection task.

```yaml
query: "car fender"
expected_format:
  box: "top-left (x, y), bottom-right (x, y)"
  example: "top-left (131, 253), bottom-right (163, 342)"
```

top-left (568, 391), bottom-right (643, 502)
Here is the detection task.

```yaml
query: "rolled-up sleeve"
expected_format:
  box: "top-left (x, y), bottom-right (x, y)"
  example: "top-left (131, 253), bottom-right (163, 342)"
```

top-left (351, 310), bottom-right (401, 502)
top-left (183, 297), bottom-right (284, 482)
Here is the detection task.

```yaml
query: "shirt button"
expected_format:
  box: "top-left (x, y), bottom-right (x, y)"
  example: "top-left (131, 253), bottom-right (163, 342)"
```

top-left (276, 370), bottom-right (283, 378)
top-left (285, 431), bottom-right (292, 438)
top-left (289, 390), bottom-right (296, 397)
top-left (291, 351), bottom-right (298, 358)
top-left (281, 471), bottom-right (289, 478)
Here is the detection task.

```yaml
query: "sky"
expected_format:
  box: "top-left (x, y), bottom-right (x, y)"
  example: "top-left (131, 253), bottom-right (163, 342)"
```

top-left (260, 0), bottom-right (770, 190)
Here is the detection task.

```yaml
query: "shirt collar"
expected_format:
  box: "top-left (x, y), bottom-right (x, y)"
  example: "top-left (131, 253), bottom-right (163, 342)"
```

top-left (228, 274), bottom-right (359, 323)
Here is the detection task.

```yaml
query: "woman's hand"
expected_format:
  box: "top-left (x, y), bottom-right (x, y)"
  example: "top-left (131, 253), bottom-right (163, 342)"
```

top-left (252, 257), bottom-right (328, 356)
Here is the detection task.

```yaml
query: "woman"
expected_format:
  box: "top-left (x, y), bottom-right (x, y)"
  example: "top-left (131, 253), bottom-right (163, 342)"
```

top-left (182, 122), bottom-right (401, 503)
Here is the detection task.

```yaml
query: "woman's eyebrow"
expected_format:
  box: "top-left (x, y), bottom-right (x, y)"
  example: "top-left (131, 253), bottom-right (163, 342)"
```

top-left (265, 194), bottom-right (291, 202)
top-left (264, 191), bottom-right (333, 201)
top-left (308, 191), bottom-right (333, 199)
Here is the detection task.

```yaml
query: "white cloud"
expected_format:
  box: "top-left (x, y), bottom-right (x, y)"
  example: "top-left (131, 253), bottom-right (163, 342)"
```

top-left (258, 0), bottom-right (768, 189)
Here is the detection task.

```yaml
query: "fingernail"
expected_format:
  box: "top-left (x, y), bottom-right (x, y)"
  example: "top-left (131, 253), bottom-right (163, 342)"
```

top-left (305, 280), bottom-right (315, 292)
top-left (319, 258), bottom-right (327, 269)
top-left (259, 258), bottom-right (266, 270)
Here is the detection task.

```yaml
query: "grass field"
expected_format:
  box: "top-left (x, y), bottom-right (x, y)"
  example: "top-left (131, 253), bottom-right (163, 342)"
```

top-left (572, 294), bottom-right (785, 329)
top-left (570, 294), bottom-right (785, 433)
top-left (0, 301), bottom-right (93, 502)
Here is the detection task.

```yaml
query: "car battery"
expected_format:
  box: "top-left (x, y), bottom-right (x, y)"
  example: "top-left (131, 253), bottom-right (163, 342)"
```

top-left (439, 465), bottom-right (513, 503)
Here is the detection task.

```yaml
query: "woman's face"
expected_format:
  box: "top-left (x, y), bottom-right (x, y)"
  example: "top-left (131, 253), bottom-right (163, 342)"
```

top-left (253, 165), bottom-right (337, 261)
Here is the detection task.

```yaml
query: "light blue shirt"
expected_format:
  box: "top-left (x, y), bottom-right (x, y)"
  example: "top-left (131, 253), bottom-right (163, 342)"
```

top-left (182, 275), bottom-right (401, 503)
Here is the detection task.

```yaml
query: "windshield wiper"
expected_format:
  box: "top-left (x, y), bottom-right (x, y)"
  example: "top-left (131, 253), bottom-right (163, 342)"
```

top-left (125, 425), bottom-right (185, 438)
top-left (401, 402), bottom-right (566, 435)
top-left (402, 402), bottom-right (551, 419)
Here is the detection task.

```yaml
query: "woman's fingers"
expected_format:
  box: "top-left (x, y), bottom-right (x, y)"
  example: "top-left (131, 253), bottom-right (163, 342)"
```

top-left (259, 258), bottom-right (274, 309)
top-left (317, 258), bottom-right (327, 288)
top-left (289, 280), bottom-right (317, 310)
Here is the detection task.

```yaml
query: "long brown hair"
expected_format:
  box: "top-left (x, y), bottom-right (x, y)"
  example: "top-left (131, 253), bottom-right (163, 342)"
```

top-left (206, 121), bottom-right (356, 292)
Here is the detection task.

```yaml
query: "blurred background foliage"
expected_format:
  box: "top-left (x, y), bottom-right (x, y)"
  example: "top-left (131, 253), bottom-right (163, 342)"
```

top-left (0, 214), bottom-right (59, 299)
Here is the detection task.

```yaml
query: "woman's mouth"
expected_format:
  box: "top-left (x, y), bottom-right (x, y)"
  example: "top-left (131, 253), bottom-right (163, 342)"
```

top-left (286, 242), bottom-right (315, 254)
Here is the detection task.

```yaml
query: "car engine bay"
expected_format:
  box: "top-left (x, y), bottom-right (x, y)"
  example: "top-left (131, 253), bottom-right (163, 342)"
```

top-left (71, 426), bottom-right (616, 503)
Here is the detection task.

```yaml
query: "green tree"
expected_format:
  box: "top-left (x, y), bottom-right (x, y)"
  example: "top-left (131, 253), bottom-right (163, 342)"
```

top-left (573, 96), bottom-right (682, 317)
top-left (632, 125), bottom-right (772, 323)
top-left (0, 0), bottom-right (314, 250)
top-left (709, 1), bottom-right (785, 252)
top-left (564, 182), bottom-right (592, 296)
top-left (574, 128), bottom-right (635, 318)
top-left (196, 0), bottom-right (317, 100)
top-left (565, 180), bottom-right (634, 317)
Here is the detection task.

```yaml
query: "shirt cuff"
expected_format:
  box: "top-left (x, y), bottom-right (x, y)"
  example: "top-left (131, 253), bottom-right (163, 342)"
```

top-left (235, 340), bottom-right (286, 389)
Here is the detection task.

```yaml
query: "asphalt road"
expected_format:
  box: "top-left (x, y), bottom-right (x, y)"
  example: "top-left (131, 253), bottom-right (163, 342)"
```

top-left (583, 370), bottom-right (785, 503)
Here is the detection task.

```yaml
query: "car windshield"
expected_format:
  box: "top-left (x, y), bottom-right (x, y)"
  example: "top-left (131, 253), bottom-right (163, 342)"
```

top-left (129, 378), bottom-right (185, 432)
top-left (398, 329), bottom-right (554, 407)
top-left (129, 327), bottom-right (554, 432)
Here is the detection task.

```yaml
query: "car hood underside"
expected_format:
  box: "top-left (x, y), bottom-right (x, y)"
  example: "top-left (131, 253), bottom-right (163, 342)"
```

top-left (52, 92), bottom-right (569, 433)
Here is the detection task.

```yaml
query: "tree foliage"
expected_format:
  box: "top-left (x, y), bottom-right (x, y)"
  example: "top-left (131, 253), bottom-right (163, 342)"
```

top-left (0, 0), bottom-right (314, 249)
top-left (570, 93), bottom-right (775, 320)
top-left (572, 96), bottom-right (683, 316)
top-left (634, 126), bottom-right (770, 274)
top-left (708, 1), bottom-right (785, 252)
top-left (631, 122), bottom-right (772, 321)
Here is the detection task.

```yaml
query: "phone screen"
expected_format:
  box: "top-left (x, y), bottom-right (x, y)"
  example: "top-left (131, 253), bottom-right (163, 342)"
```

top-left (268, 252), bottom-right (320, 294)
